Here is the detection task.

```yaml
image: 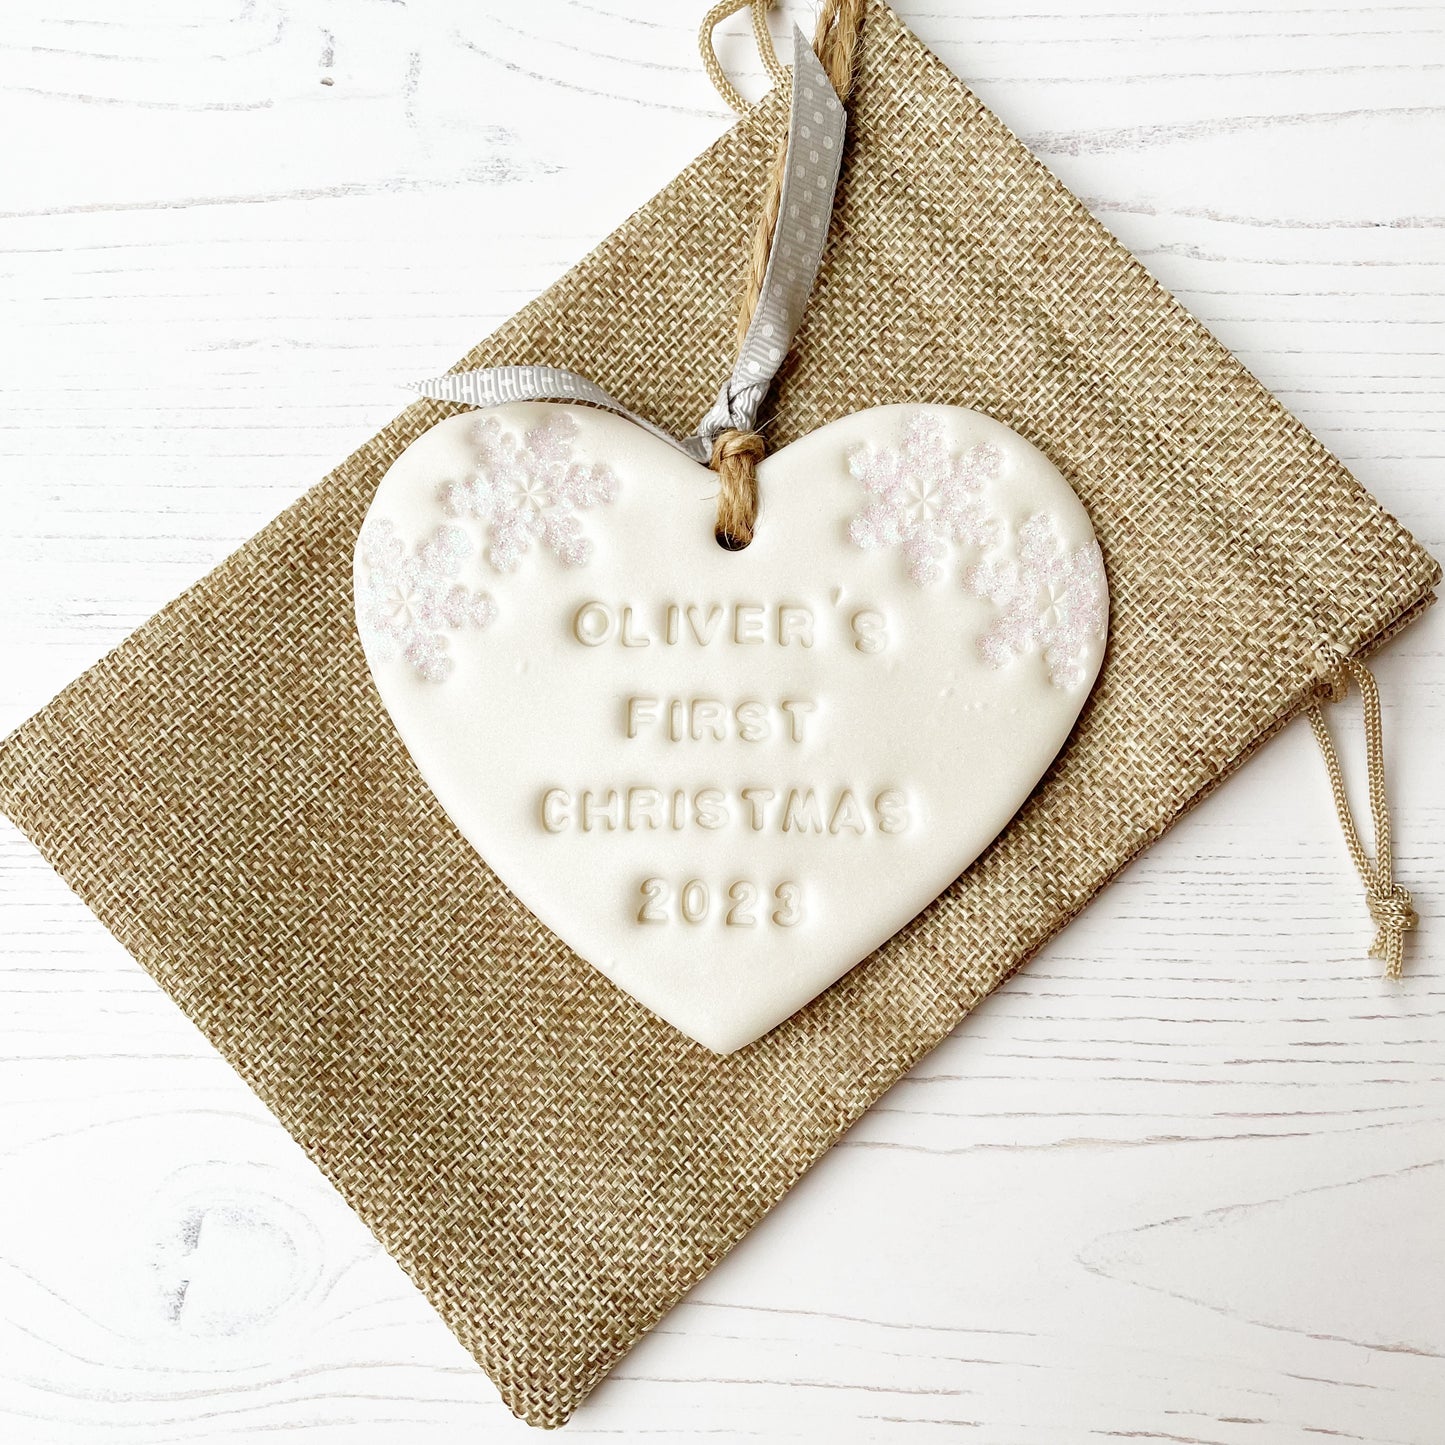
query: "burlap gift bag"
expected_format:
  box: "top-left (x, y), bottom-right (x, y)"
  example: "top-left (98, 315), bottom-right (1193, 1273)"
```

top-left (0, 0), bottom-right (1435, 1428)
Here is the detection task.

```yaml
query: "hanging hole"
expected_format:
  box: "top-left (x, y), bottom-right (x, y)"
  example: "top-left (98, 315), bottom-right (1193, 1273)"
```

top-left (715, 527), bottom-right (752, 552)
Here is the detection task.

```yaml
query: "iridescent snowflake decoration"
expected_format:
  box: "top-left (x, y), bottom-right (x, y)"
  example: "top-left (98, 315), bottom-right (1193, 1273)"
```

top-left (964, 515), bottom-right (1107, 690)
top-left (356, 519), bottom-right (496, 683)
top-left (847, 413), bottom-right (1002, 585)
top-left (441, 412), bottom-right (618, 572)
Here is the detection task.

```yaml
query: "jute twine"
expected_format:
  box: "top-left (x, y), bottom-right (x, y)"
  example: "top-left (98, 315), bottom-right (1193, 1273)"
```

top-left (0, 2), bottom-right (1435, 1427)
top-left (702, 0), bottom-right (866, 548)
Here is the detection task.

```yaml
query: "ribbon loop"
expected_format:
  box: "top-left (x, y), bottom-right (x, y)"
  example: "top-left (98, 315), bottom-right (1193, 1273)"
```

top-left (410, 26), bottom-right (846, 476)
top-left (694, 28), bottom-right (845, 449)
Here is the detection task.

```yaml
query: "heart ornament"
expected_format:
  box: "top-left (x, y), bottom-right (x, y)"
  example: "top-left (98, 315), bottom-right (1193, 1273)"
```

top-left (354, 401), bottom-right (1107, 1052)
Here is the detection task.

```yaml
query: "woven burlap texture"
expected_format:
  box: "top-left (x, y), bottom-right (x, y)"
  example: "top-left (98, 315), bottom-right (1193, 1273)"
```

top-left (0, 1), bottom-right (1436, 1429)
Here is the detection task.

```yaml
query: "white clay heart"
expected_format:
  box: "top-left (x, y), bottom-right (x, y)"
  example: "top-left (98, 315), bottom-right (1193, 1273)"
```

top-left (354, 402), bottom-right (1107, 1053)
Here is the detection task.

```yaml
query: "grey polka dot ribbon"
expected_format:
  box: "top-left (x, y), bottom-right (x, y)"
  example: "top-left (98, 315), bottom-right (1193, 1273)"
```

top-left (409, 26), bottom-right (845, 465)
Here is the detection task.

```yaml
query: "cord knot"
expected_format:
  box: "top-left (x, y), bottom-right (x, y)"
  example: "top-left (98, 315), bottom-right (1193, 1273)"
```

top-left (710, 428), bottom-right (766, 549)
top-left (711, 428), bottom-right (767, 466)
top-left (1365, 880), bottom-right (1417, 980)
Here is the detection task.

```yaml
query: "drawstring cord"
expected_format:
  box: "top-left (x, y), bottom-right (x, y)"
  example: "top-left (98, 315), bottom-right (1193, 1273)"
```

top-left (1309, 656), bottom-right (1417, 979)
top-left (699, 0), bottom-right (789, 114)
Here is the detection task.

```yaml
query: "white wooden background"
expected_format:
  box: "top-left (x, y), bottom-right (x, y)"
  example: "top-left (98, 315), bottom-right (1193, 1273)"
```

top-left (2, 1), bottom-right (1442, 1440)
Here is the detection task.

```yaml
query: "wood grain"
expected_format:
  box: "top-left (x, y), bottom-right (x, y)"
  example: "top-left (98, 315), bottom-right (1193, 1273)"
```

top-left (1, 1), bottom-right (1442, 1439)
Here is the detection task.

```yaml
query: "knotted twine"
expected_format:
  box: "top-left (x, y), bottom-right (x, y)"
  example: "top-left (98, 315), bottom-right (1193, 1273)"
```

top-left (703, 0), bottom-right (865, 547)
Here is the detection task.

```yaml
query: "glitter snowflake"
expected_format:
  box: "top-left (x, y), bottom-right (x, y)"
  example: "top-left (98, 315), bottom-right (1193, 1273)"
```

top-left (356, 519), bottom-right (496, 683)
top-left (847, 413), bottom-right (1002, 585)
top-left (964, 514), bottom-right (1107, 690)
top-left (440, 412), bottom-right (618, 572)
